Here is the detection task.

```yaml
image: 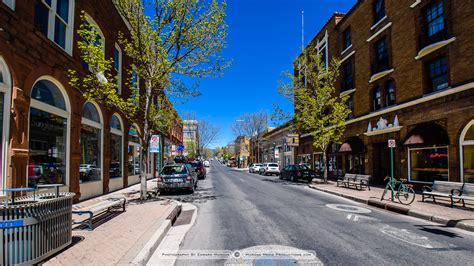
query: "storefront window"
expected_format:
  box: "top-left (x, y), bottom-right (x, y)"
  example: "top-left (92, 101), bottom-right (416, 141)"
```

top-left (128, 126), bottom-right (141, 176)
top-left (80, 102), bottom-right (102, 183)
top-left (409, 147), bottom-right (448, 182)
top-left (28, 80), bottom-right (68, 187)
top-left (110, 114), bottom-right (123, 178)
top-left (28, 108), bottom-right (67, 186)
top-left (461, 122), bottom-right (474, 183)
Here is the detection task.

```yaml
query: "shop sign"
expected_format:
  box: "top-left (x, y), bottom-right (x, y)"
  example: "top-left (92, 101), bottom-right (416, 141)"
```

top-left (275, 149), bottom-right (280, 159)
top-left (150, 135), bottom-right (160, 153)
top-left (286, 134), bottom-right (299, 147)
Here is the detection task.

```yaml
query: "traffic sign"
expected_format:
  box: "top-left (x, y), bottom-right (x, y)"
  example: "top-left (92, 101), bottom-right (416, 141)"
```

top-left (177, 145), bottom-right (185, 151)
top-left (388, 139), bottom-right (396, 148)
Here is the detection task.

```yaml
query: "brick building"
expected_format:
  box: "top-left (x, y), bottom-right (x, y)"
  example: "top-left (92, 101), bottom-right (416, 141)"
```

top-left (0, 0), bottom-right (182, 201)
top-left (296, 0), bottom-right (474, 186)
top-left (260, 123), bottom-right (297, 170)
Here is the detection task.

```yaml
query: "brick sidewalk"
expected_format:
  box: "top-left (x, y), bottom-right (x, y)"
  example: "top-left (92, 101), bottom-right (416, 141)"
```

top-left (309, 180), bottom-right (474, 231)
top-left (44, 181), bottom-right (178, 265)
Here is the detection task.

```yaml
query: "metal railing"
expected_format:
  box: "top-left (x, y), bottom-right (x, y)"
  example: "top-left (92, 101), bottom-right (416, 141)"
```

top-left (1, 192), bottom-right (75, 265)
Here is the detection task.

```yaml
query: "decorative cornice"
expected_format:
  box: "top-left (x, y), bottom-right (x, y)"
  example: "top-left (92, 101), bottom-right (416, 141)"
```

top-left (369, 69), bottom-right (394, 83)
top-left (415, 37), bottom-right (456, 60)
top-left (367, 22), bottom-right (392, 42)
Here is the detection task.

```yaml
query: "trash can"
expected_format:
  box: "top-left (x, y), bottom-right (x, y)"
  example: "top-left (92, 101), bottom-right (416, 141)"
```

top-left (1, 192), bottom-right (75, 265)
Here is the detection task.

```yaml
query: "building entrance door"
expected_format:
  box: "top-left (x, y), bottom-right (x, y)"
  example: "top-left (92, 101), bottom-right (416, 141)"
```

top-left (372, 143), bottom-right (391, 185)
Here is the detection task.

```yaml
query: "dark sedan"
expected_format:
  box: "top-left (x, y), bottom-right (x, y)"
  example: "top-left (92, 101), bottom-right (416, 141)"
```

top-left (279, 164), bottom-right (316, 183)
top-left (158, 163), bottom-right (198, 193)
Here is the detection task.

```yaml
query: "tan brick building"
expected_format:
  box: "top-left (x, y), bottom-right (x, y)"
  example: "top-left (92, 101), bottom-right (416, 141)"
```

top-left (296, 0), bottom-right (474, 187)
top-left (0, 0), bottom-right (182, 201)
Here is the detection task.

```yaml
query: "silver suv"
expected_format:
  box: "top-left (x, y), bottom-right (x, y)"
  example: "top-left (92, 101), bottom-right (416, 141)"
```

top-left (259, 163), bottom-right (280, 176)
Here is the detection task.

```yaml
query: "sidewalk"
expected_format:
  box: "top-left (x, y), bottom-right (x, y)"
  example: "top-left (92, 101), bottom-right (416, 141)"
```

top-left (308, 180), bottom-right (474, 232)
top-left (44, 181), bottom-right (180, 266)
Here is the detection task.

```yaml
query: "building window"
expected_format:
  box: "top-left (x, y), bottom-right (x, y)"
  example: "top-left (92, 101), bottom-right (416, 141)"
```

top-left (131, 65), bottom-right (139, 103)
top-left (82, 15), bottom-right (105, 71)
top-left (460, 121), bottom-right (474, 183)
top-left (373, 0), bottom-right (385, 23)
top-left (373, 37), bottom-right (389, 74)
top-left (128, 125), bottom-right (141, 176)
top-left (341, 60), bottom-right (353, 92)
top-left (80, 102), bottom-right (102, 183)
top-left (426, 54), bottom-right (448, 93)
top-left (342, 27), bottom-right (351, 50)
top-left (28, 79), bottom-right (69, 187)
top-left (372, 86), bottom-right (382, 111)
top-left (114, 44), bottom-right (122, 94)
top-left (2, 0), bottom-right (15, 10)
top-left (409, 147), bottom-right (448, 182)
top-left (110, 114), bottom-right (123, 179)
top-left (385, 79), bottom-right (396, 107)
top-left (425, 1), bottom-right (445, 37)
top-left (34, 0), bottom-right (74, 54)
top-left (346, 96), bottom-right (353, 119)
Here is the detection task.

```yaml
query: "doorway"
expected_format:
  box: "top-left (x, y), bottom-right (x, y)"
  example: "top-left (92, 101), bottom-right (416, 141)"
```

top-left (372, 143), bottom-right (391, 185)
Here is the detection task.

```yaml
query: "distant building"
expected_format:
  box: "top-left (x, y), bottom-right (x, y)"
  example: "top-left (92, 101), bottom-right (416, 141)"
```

top-left (234, 136), bottom-right (250, 168)
top-left (183, 120), bottom-right (199, 158)
top-left (260, 122), bottom-right (297, 170)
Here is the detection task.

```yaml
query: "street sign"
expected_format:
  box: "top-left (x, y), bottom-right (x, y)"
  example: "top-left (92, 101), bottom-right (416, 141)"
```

top-left (275, 149), bottom-right (280, 159)
top-left (177, 145), bottom-right (185, 151)
top-left (150, 135), bottom-right (160, 153)
top-left (388, 139), bottom-right (396, 148)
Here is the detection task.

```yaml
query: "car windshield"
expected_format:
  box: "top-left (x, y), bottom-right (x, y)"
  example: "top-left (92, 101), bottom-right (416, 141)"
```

top-left (161, 165), bottom-right (187, 175)
top-left (296, 165), bottom-right (310, 170)
top-left (269, 164), bottom-right (278, 167)
top-left (256, 164), bottom-right (263, 166)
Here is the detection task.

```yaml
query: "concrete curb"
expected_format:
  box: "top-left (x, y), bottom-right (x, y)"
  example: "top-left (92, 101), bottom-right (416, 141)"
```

top-left (131, 203), bottom-right (182, 265)
top-left (308, 184), bottom-right (474, 233)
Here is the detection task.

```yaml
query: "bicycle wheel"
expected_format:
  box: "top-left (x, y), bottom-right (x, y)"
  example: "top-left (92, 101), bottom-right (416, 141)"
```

top-left (397, 185), bottom-right (415, 205)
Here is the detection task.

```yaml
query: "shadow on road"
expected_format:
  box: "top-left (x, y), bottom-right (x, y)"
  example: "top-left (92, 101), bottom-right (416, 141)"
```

top-left (158, 186), bottom-right (219, 203)
top-left (261, 178), bottom-right (310, 186)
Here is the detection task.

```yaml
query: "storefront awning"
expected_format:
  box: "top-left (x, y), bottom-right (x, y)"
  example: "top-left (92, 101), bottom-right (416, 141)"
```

top-left (338, 137), bottom-right (366, 153)
top-left (404, 134), bottom-right (424, 145)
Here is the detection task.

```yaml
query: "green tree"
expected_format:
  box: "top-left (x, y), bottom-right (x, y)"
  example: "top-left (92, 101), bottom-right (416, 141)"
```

top-left (276, 46), bottom-right (351, 183)
top-left (70, 0), bottom-right (229, 200)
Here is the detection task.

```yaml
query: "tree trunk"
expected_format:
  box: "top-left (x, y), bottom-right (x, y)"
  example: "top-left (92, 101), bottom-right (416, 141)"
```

top-left (139, 79), bottom-right (153, 201)
top-left (322, 148), bottom-right (328, 184)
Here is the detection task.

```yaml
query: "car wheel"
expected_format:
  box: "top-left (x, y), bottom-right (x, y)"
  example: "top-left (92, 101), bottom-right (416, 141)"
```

top-left (290, 175), bottom-right (295, 182)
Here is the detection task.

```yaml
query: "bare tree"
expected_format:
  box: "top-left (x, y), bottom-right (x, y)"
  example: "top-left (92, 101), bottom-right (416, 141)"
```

top-left (232, 111), bottom-right (268, 137)
top-left (198, 120), bottom-right (220, 156)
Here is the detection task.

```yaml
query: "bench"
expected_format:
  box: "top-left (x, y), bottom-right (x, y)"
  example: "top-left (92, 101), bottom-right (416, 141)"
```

top-left (347, 175), bottom-right (371, 191)
top-left (337, 174), bottom-right (356, 187)
top-left (422, 181), bottom-right (463, 207)
top-left (73, 197), bottom-right (126, 230)
top-left (451, 183), bottom-right (474, 208)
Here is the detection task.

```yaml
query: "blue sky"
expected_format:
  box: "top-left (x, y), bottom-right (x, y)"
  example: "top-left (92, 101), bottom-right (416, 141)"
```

top-left (163, 0), bottom-right (357, 147)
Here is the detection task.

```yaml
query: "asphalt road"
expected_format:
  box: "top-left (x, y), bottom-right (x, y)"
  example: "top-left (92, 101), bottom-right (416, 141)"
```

top-left (160, 161), bottom-right (474, 265)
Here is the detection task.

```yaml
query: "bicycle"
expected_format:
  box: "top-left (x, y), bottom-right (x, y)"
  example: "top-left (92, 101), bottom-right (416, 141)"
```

top-left (381, 175), bottom-right (416, 205)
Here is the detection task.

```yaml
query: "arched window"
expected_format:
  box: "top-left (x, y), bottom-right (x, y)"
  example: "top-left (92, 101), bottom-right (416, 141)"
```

top-left (128, 125), bottom-right (141, 177)
top-left (0, 57), bottom-right (12, 192)
top-left (110, 114), bottom-right (123, 179)
top-left (28, 78), bottom-right (70, 186)
top-left (80, 102), bottom-right (102, 183)
top-left (460, 120), bottom-right (474, 183)
top-left (385, 79), bottom-right (396, 107)
top-left (372, 86), bottom-right (382, 111)
top-left (83, 14), bottom-right (105, 71)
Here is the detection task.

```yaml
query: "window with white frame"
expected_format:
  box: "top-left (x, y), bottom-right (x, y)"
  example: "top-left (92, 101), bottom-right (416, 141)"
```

top-left (460, 121), bottom-right (474, 183)
top-left (80, 102), bottom-right (102, 183)
top-left (34, 0), bottom-right (74, 54)
top-left (128, 125), bottom-right (141, 176)
top-left (114, 44), bottom-right (122, 94)
top-left (83, 15), bottom-right (105, 71)
top-left (110, 114), bottom-right (123, 179)
top-left (2, 0), bottom-right (15, 10)
top-left (0, 58), bottom-right (12, 194)
top-left (131, 65), bottom-right (139, 103)
top-left (317, 31), bottom-right (329, 69)
top-left (28, 79), bottom-right (70, 187)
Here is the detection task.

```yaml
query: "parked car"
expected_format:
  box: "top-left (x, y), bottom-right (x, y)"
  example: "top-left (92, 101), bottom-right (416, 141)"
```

top-left (158, 164), bottom-right (198, 193)
top-left (259, 163), bottom-right (280, 176)
top-left (249, 163), bottom-right (263, 173)
top-left (203, 160), bottom-right (210, 167)
top-left (280, 164), bottom-right (316, 183)
top-left (80, 164), bottom-right (101, 181)
top-left (190, 161), bottom-right (206, 179)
